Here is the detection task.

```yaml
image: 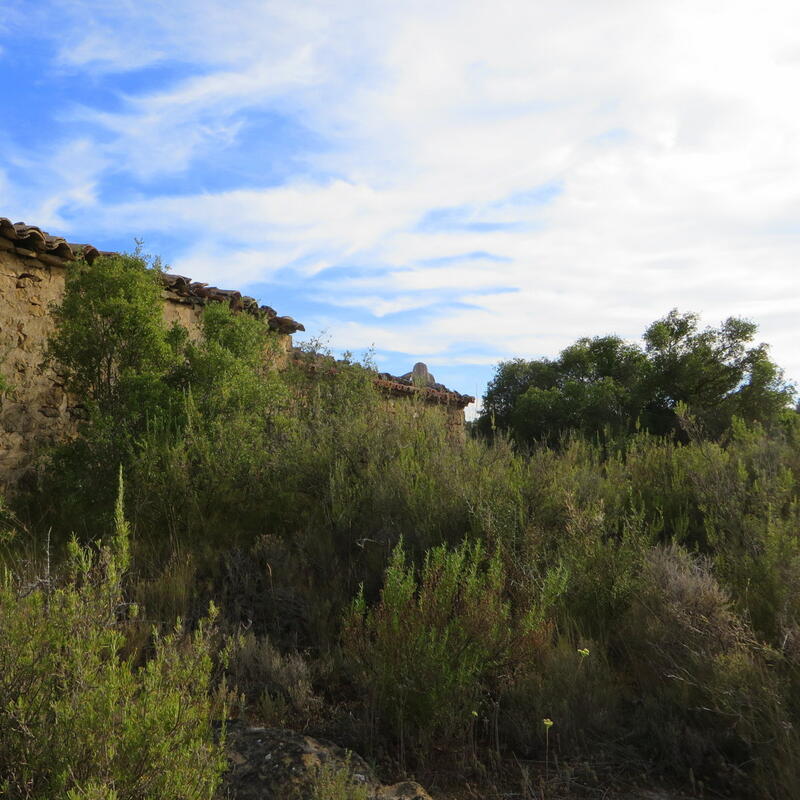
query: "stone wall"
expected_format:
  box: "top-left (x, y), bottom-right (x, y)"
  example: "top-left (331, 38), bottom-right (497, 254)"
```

top-left (0, 226), bottom-right (302, 494)
top-left (375, 375), bottom-right (473, 441)
top-left (381, 394), bottom-right (470, 441)
top-left (0, 217), bottom-right (473, 494)
top-left (0, 248), bottom-right (74, 491)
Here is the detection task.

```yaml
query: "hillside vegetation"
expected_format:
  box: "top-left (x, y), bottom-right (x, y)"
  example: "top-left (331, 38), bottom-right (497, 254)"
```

top-left (1, 252), bottom-right (799, 799)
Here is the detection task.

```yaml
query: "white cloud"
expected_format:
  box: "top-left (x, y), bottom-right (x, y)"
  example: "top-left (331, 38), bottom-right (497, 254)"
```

top-left (4, 0), bottom-right (800, 393)
top-left (43, 0), bottom-right (330, 73)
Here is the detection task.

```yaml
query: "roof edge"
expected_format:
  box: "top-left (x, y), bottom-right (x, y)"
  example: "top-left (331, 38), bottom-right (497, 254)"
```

top-left (0, 217), bottom-right (304, 335)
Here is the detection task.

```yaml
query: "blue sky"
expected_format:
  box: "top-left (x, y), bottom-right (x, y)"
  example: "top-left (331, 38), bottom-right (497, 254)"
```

top-left (2, 0), bottom-right (800, 413)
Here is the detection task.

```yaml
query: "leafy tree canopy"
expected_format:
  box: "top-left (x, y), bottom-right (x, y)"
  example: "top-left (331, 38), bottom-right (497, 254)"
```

top-left (47, 250), bottom-right (174, 417)
top-left (43, 249), bottom-right (282, 535)
top-left (479, 309), bottom-right (795, 444)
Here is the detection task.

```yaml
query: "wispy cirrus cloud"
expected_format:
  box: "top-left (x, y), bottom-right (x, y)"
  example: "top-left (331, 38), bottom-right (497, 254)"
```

top-left (1, 0), bottom-right (800, 407)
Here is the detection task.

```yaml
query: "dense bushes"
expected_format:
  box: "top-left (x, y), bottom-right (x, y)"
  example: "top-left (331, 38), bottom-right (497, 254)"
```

top-left (333, 419), bottom-right (800, 794)
top-left (3, 251), bottom-right (800, 797)
top-left (344, 539), bottom-right (541, 761)
top-left (0, 478), bottom-right (226, 799)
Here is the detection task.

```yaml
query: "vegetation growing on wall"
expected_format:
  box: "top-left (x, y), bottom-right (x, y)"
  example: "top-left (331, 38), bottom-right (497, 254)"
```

top-left (46, 249), bottom-right (173, 415)
top-left (2, 251), bottom-right (800, 799)
top-left (38, 251), bottom-right (288, 537)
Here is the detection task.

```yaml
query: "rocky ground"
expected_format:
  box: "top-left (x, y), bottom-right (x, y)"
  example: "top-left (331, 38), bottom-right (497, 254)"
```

top-left (219, 722), bottom-right (433, 800)
top-left (217, 723), bottom-right (702, 800)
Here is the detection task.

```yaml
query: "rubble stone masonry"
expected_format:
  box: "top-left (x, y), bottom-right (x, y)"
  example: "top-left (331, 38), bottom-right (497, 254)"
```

top-left (0, 218), bottom-right (473, 494)
top-left (0, 246), bottom-right (74, 491)
top-left (0, 219), bottom-right (301, 493)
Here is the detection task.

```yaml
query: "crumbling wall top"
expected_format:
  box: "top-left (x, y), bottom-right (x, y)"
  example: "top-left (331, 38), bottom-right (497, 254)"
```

top-left (1, 217), bottom-right (472, 408)
top-left (0, 217), bottom-right (305, 335)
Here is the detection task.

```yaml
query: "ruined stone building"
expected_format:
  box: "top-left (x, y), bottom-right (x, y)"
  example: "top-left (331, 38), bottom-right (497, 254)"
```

top-left (0, 218), bottom-right (473, 493)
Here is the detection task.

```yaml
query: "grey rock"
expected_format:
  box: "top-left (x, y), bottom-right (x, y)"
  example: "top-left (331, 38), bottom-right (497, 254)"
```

top-left (219, 722), bottom-right (432, 800)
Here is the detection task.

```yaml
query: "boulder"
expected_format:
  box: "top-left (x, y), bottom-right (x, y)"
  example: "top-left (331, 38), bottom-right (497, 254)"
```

top-left (220, 722), bottom-right (432, 800)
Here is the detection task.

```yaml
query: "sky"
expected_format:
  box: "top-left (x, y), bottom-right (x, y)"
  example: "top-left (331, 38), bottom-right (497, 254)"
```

top-left (1, 0), bottom-right (799, 413)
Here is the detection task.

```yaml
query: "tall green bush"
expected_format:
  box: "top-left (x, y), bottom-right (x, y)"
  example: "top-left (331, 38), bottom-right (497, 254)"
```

top-left (39, 251), bottom-right (180, 537)
top-left (343, 539), bottom-right (540, 759)
top-left (0, 477), bottom-right (227, 799)
top-left (47, 250), bottom-right (173, 417)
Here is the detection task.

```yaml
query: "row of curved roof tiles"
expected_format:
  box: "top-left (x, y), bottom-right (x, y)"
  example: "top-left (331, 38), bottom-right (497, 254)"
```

top-left (1, 217), bottom-right (473, 406)
top-left (0, 217), bottom-right (304, 335)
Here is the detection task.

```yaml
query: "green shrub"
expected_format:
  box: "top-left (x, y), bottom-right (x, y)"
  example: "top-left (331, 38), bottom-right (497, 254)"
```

top-left (343, 539), bottom-right (540, 760)
top-left (39, 273), bottom-right (286, 545)
top-left (0, 478), bottom-right (227, 799)
top-left (309, 753), bottom-right (370, 800)
top-left (178, 300), bottom-right (287, 419)
top-left (550, 498), bottom-right (648, 640)
top-left (46, 250), bottom-right (174, 417)
top-left (38, 250), bottom-right (181, 538)
top-left (620, 544), bottom-right (797, 796)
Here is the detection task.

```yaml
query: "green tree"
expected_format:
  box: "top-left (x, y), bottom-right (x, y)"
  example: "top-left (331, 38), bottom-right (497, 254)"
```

top-left (642, 310), bottom-right (794, 436)
top-left (480, 335), bottom-right (648, 444)
top-left (515, 336), bottom-right (648, 444)
top-left (478, 358), bottom-right (559, 433)
top-left (41, 251), bottom-right (180, 534)
top-left (479, 310), bottom-right (794, 444)
top-left (47, 251), bottom-right (173, 417)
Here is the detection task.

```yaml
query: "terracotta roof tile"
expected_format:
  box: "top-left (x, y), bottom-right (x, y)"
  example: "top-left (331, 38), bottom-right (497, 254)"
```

top-left (0, 218), bottom-right (471, 405)
top-left (0, 217), bottom-right (304, 334)
top-left (292, 349), bottom-right (474, 409)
